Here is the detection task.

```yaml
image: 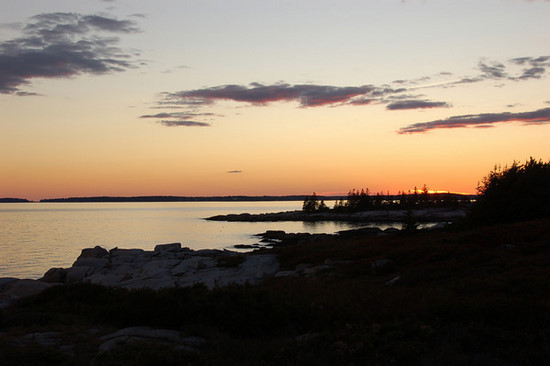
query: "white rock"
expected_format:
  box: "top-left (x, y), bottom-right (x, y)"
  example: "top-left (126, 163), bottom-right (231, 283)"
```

top-left (239, 254), bottom-right (280, 279)
top-left (141, 259), bottom-right (181, 278)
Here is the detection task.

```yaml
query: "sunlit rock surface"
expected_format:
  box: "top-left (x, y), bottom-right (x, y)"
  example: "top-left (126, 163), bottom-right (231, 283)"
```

top-left (38, 244), bottom-right (280, 291)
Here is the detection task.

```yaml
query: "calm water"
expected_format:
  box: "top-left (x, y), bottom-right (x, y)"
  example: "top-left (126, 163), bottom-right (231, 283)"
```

top-left (0, 201), bottom-right (373, 279)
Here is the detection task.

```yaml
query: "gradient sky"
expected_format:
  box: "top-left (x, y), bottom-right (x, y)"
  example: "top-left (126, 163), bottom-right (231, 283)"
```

top-left (1, 0), bottom-right (549, 201)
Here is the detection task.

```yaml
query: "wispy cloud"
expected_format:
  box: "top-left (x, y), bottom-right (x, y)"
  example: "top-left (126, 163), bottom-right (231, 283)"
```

top-left (158, 121), bottom-right (210, 127)
top-left (146, 56), bottom-right (549, 128)
top-left (386, 99), bottom-right (450, 110)
top-left (140, 111), bottom-right (218, 127)
top-left (0, 12), bottom-right (140, 94)
top-left (227, 170), bottom-right (242, 174)
top-left (398, 107), bottom-right (550, 134)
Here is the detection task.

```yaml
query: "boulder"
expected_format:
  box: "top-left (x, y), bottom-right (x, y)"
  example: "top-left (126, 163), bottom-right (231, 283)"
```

top-left (73, 257), bottom-right (109, 269)
top-left (154, 243), bottom-right (181, 252)
top-left (171, 257), bottom-right (216, 276)
top-left (141, 259), bottom-right (180, 278)
top-left (110, 248), bottom-right (145, 262)
top-left (238, 254), bottom-right (280, 279)
top-left (0, 277), bottom-right (19, 291)
top-left (66, 266), bottom-right (91, 283)
top-left (79, 246), bottom-right (108, 258)
top-left (0, 279), bottom-right (59, 308)
top-left (40, 268), bottom-right (68, 283)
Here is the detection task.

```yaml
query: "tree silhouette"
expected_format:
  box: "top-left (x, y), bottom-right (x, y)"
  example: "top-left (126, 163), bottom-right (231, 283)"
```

top-left (470, 157), bottom-right (550, 224)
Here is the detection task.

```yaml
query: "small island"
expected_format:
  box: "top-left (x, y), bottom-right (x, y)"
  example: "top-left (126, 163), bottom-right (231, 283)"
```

top-left (207, 190), bottom-right (472, 223)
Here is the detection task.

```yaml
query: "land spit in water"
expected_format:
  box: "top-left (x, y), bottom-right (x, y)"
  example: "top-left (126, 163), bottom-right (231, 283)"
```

top-left (206, 207), bottom-right (467, 222)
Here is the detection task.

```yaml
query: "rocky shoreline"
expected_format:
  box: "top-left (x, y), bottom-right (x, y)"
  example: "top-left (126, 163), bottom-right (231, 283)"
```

top-left (0, 220), bottom-right (455, 309)
top-left (206, 207), bottom-right (467, 222)
top-left (0, 243), bottom-right (283, 309)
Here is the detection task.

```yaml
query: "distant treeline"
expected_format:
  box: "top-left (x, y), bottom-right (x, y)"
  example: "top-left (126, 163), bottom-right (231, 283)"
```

top-left (39, 195), bottom-right (345, 203)
top-left (303, 186), bottom-right (475, 213)
top-left (0, 198), bottom-right (32, 203)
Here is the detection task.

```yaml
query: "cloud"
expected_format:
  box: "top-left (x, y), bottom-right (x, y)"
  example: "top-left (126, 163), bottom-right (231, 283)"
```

top-left (475, 56), bottom-right (550, 83)
top-left (158, 120), bottom-right (210, 127)
top-left (0, 12), bottom-right (140, 94)
top-left (15, 91), bottom-right (42, 97)
top-left (478, 61), bottom-right (507, 79)
top-left (140, 112), bottom-right (217, 119)
top-left (227, 170), bottom-right (242, 174)
top-left (161, 83), bottom-right (387, 108)
top-left (140, 112), bottom-right (217, 127)
top-left (386, 99), bottom-right (450, 110)
top-left (398, 107), bottom-right (550, 134)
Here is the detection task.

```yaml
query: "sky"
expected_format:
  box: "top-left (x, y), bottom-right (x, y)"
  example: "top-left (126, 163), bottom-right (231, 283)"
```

top-left (1, 0), bottom-right (549, 201)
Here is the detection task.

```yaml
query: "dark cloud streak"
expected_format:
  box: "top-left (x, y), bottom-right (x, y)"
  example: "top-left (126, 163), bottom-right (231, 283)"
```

top-left (162, 83), bottom-right (384, 108)
top-left (158, 120), bottom-right (210, 127)
top-left (398, 107), bottom-right (550, 134)
top-left (386, 100), bottom-right (450, 110)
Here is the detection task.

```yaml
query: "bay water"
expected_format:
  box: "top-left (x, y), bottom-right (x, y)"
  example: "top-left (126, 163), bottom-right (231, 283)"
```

top-left (1, 201), bottom-right (377, 279)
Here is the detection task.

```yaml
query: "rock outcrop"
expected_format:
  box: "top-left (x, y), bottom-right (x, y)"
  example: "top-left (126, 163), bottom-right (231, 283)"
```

top-left (0, 278), bottom-right (60, 309)
top-left (39, 244), bottom-right (280, 291)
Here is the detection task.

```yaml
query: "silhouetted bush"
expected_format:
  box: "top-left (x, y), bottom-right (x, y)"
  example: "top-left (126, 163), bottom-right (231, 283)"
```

top-left (470, 157), bottom-right (550, 225)
top-left (302, 192), bottom-right (329, 213)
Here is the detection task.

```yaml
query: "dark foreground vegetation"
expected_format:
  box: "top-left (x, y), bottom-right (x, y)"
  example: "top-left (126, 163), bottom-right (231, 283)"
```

top-left (1, 218), bottom-right (550, 365)
top-left (1, 158), bottom-right (549, 365)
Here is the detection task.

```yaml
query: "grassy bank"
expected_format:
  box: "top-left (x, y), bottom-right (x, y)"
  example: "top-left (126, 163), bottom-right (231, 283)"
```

top-left (1, 219), bottom-right (550, 365)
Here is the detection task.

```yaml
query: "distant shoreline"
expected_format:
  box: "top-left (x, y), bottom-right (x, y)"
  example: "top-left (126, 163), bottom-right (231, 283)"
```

top-left (1, 194), bottom-right (477, 204)
top-left (1, 195), bottom-right (345, 203)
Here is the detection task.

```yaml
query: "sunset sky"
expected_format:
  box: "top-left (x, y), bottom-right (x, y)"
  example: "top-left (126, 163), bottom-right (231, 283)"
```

top-left (1, 0), bottom-right (549, 201)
